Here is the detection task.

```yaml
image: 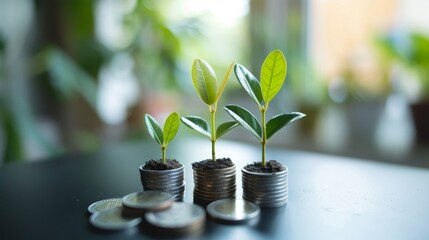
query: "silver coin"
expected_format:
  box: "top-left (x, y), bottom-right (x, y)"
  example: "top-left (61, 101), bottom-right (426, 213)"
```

top-left (89, 207), bottom-right (142, 230)
top-left (87, 198), bottom-right (122, 214)
top-left (122, 191), bottom-right (174, 211)
top-left (207, 199), bottom-right (260, 222)
top-left (145, 202), bottom-right (205, 231)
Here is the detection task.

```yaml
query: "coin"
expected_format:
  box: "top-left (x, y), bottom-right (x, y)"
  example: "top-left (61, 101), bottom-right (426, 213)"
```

top-left (206, 199), bottom-right (260, 223)
top-left (89, 207), bottom-right (142, 230)
top-left (122, 191), bottom-right (174, 212)
top-left (145, 202), bottom-right (205, 232)
top-left (87, 198), bottom-right (122, 214)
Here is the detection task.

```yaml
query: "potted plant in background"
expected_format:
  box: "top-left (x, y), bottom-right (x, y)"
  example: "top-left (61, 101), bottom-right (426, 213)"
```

top-left (181, 59), bottom-right (238, 206)
top-left (140, 112), bottom-right (184, 201)
top-left (225, 50), bottom-right (305, 207)
top-left (376, 33), bottom-right (429, 143)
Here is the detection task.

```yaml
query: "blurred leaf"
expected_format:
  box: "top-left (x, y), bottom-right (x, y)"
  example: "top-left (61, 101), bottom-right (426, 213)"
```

top-left (192, 59), bottom-right (218, 105)
top-left (1, 109), bottom-right (23, 163)
top-left (224, 104), bottom-right (261, 140)
top-left (46, 48), bottom-right (98, 108)
top-left (163, 112), bottom-right (180, 145)
top-left (144, 114), bottom-right (163, 145)
top-left (375, 37), bottom-right (407, 64)
top-left (180, 116), bottom-right (211, 138)
top-left (234, 64), bottom-right (263, 107)
top-left (266, 112), bottom-right (306, 140)
top-left (260, 50), bottom-right (287, 103)
top-left (216, 121), bottom-right (238, 139)
top-left (0, 34), bottom-right (4, 54)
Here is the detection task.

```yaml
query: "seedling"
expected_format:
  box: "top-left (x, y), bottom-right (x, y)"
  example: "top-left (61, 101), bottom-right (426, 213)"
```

top-left (181, 59), bottom-right (238, 161)
top-left (144, 112), bottom-right (180, 163)
top-left (224, 50), bottom-right (306, 167)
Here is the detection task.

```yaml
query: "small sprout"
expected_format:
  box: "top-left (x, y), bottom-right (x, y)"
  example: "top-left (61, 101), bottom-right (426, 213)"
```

top-left (224, 50), bottom-right (306, 167)
top-left (181, 59), bottom-right (238, 161)
top-left (144, 112), bottom-right (181, 163)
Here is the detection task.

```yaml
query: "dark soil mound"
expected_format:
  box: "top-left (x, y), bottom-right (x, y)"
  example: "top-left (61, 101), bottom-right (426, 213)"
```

top-left (142, 159), bottom-right (182, 170)
top-left (192, 158), bottom-right (234, 170)
top-left (244, 160), bottom-right (286, 173)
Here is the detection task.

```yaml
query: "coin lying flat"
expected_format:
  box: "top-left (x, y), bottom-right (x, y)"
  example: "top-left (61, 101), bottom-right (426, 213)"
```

top-left (89, 207), bottom-right (142, 230)
top-left (206, 199), bottom-right (260, 223)
top-left (122, 191), bottom-right (174, 212)
top-left (145, 202), bottom-right (205, 232)
top-left (88, 198), bottom-right (122, 214)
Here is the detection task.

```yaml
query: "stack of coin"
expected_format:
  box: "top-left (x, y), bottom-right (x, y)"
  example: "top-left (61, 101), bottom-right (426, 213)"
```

top-left (88, 192), bottom-right (206, 235)
top-left (88, 198), bottom-right (142, 231)
top-left (193, 165), bottom-right (236, 206)
top-left (242, 167), bottom-right (288, 208)
top-left (139, 165), bottom-right (185, 201)
top-left (88, 191), bottom-right (175, 231)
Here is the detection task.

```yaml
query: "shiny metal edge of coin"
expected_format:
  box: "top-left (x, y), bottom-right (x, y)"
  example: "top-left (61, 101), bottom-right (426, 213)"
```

top-left (194, 195), bottom-right (236, 202)
top-left (206, 199), bottom-right (260, 222)
top-left (89, 207), bottom-right (142, 230)
top-left (243, 195), bottom-right (288, 204)
top-left (193, 165), bottom-right (235, 171)
top-left (242, 176), bottom-right (287, 182)
top-left (145, 202), bottom-right (206, 230)
top-left (88, 198), bottom-right (123, 214)
top-left (242, 186), bottom-right (288, 193)
top-left (122, 191), bottom-right (174, 211)
top-left (193, 170), bottom-right (236, 175)
top-left (242, 185), bottom-right (287, 192)
top-left (194, 185), bottom-right (236, 191)
top-left (143, 184), bottom-right (185, 190)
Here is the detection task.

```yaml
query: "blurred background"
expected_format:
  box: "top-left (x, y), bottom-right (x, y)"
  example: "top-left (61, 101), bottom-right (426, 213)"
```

top-left (0, 0), bottom-right (428, 167)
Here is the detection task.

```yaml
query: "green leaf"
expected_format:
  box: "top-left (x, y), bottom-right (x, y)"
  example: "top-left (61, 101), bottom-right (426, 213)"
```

top-left (1, 110), bottom-right (24, 163)
top-left (192, 59), bottom-right (218, 105)
top-left (216, 121), bottom-right (239, 139)
top-left (224, 104), bottom-right (262, 140)
top-left (180, 116), bottom-right (211, 138)
top-left (266, 112), bottom-right (306, 140)
top-left (234, 64), bottom-right (263, 107)
top-left (216, 61), bottom-right (235, 102)
top-left (144, 114), bottom-right (163, 145)
top-left (163, 112), bottom-right (180, 145)
top-left (47, 48), bottom-right (98, 108)
top-left (260, 50), bottom-right (287, 103)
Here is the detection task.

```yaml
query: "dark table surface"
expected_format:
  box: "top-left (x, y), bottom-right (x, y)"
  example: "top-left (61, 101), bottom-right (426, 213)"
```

top-left (1, 139), bottom-right (429, 240)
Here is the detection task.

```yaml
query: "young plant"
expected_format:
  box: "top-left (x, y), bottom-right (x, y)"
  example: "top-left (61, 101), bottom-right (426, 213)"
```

top-left (181, 59), bottom-right (238, 161)
top-left (144, 112), bottom-right (180, 163)
top-left (224, 50), bottom-right (306, 167)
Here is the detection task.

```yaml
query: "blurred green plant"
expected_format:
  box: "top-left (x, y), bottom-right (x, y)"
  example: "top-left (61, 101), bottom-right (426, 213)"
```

top-left (123, 0), bottom-right (201, 92)
top-left (0, 0), bottom-right (200, 164)
top-left (376, 33), bottom-right (429, 100)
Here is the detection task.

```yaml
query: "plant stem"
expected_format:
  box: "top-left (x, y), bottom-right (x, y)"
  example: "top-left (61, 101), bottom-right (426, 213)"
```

top-left (210, 104), bottom-right (217, 161)
top-left (161, 144), bottom-right (166, 163)
top-left (261, 106), bottom-right (267, 166)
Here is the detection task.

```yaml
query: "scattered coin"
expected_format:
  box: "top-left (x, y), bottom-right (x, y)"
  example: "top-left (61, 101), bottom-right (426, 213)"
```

top-left (87, 198), bottom-right (122, 214)
top-left (145, 202), bottom-right (205, 232)
top-left (206, 199), bottom-right (260, 223)
top-left (122, 191), bottom-right (174, 212)
top-left (89, 207), bottom-right (142, 230)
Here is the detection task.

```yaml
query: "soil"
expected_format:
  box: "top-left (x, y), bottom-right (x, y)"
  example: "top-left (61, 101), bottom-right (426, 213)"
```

top-left (192, 158), bottom-right (234, 170)
top-left (142, 159), bottom-right (182, 170)
top-left (244, 160), bottom-right (286, 173)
